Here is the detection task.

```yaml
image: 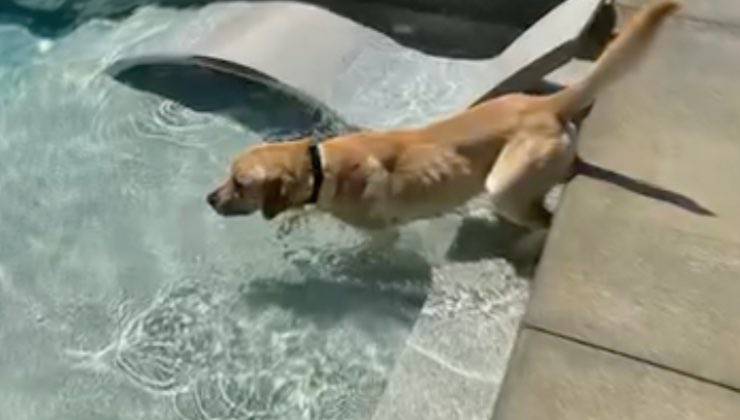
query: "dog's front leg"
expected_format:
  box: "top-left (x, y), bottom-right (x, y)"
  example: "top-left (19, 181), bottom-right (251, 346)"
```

top-left (275, 208), bottom-right (318, 238)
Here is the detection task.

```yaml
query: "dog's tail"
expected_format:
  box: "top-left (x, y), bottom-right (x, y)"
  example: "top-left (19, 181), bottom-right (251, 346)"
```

top-left (544, 0), bottom-right (680, 120)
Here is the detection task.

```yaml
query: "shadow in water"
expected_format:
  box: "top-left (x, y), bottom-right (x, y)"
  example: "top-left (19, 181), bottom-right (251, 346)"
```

top-left (240, 247), bottom-right (431, 329)
top-left (0, 0), bottom-right (568, 58)
top-left (446, 217), bottom-right (546, 278)
top-left (109, 55), bottom-right (355, 140)
top-left (574, 157), bottom-right (716, 217)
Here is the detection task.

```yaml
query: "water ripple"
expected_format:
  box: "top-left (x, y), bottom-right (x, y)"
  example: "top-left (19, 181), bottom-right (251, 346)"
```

top-left (65, 275), bottom-right (409, 420)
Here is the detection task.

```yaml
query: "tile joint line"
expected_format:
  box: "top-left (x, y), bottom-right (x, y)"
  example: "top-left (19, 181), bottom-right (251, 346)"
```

top-left (524, 322), bottom-right (740, 395)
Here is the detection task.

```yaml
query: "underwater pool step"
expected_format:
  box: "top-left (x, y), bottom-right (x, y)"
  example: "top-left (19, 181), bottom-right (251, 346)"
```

top-left (371, 260), bottom-right (529, 420)
top-left (107, 0), bottom-right (605, 135)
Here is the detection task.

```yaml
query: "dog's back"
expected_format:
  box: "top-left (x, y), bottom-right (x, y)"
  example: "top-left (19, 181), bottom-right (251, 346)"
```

top-left (210, 1), bottom-right (680, 230)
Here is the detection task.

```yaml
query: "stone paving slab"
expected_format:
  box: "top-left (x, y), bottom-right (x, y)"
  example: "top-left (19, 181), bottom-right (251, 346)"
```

top-left (493, 330), bottom-right (740, 420)
top-left (527, 191), bottom-right (740, 389)
top-left (618, 0), bottom-right (740, 26)
top-left (523, 9), bottom-right (740, 392)
top-left (569, 10), bottom-right (740, 244)
top-left (495, 6), bottom-right (740, 418)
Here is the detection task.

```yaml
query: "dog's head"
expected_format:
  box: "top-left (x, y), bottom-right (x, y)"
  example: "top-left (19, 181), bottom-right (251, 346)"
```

top-left (207, 140), bottom-right (313, 220)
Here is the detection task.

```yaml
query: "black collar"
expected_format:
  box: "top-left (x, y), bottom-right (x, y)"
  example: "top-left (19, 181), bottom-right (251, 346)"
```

top-left (307, 142), bottom-right (324, 204)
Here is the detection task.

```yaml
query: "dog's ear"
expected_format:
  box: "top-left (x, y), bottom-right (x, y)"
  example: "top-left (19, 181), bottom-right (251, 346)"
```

top-left (261, 177), bottom-right (290, 220)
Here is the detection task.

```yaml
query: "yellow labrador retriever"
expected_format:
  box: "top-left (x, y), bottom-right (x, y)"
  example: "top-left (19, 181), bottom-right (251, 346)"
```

top-left (207, 0), bottom-right (679, 231)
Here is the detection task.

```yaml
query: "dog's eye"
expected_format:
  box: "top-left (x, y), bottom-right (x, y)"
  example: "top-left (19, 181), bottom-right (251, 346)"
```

top-left (232, 176), bottom-right (245, 193)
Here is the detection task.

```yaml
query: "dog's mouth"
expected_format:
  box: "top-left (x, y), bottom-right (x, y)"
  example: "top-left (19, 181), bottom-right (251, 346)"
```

top-left (213, 206), bottom-right (257, 217)
top-left (206, 190), bottom-right (257, 217)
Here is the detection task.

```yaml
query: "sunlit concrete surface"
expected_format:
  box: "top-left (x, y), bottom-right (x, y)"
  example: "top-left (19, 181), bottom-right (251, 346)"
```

top-left (495, 3), bottom-right (740, 419)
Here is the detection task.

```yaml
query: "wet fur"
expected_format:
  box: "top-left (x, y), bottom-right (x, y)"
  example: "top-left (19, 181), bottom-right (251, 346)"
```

top-left (208, 1), bottom-right (680, 231)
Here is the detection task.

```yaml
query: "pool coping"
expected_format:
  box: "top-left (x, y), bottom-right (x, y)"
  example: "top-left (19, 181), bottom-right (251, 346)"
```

top-left (492, 3), bottom-right (740, 419)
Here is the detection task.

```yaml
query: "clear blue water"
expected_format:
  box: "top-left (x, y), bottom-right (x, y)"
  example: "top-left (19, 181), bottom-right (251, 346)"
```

top-left (0, 3), bottom-right (528, 420)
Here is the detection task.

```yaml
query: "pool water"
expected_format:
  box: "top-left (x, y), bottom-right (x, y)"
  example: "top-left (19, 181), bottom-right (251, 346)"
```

top-left (0, 3), bottom-right (529, 420)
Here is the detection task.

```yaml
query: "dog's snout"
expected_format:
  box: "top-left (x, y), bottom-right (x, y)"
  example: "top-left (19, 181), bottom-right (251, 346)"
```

top-left (207, 190), bottom-right (219, 208)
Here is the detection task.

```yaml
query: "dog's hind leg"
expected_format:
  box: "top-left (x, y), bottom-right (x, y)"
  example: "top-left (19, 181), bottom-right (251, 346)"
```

top-left (485, 130), bottom-right (574, 230)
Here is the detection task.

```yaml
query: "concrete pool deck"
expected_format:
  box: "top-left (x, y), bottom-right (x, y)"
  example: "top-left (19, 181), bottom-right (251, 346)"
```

top-left (493, 2), bottom-right (740, 418)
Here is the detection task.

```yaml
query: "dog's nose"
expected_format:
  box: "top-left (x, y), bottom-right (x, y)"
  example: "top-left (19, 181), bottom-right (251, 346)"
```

top-left (207, 191), bottom-right (219, 208)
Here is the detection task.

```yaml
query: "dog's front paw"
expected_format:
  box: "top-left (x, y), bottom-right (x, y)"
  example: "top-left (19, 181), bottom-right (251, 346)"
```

top-left (275, 211), bottom-right (310, 238)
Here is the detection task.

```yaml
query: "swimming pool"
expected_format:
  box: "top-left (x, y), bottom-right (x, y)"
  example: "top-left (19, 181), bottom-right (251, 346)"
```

top-left (0, 2), bottom-right (539, 419)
